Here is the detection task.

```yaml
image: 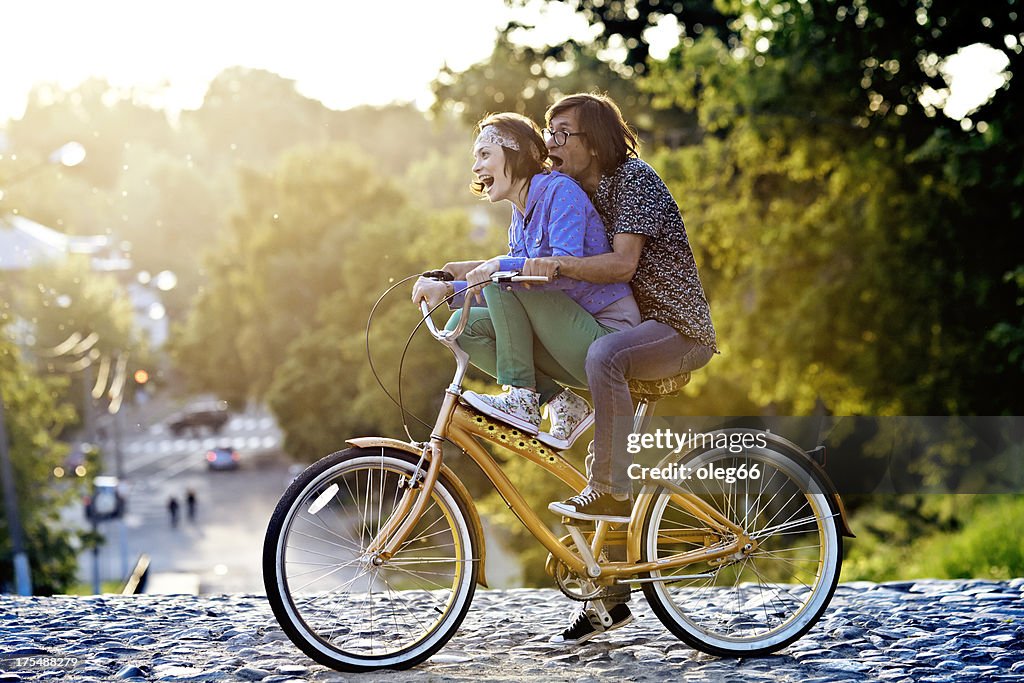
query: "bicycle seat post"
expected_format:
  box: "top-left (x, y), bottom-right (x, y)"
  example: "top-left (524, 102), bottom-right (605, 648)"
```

top-left (632, 397), bottom-right (654, 435)
top-left (628, 372), bottom-right (692, 434)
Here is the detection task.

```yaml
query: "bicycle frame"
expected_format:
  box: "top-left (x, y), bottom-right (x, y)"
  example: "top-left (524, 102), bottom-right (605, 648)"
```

top-left (266, 276), bottom-right (852, 670)
top-left (354, 289), bottom-right (754, 586)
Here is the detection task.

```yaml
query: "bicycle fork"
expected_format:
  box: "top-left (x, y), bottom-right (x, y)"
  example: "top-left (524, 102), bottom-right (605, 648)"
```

top-left (363, 391), bottom-right (459, 562)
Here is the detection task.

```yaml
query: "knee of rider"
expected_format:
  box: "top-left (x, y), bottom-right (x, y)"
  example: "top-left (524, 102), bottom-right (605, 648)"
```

top-left (585, 335), bottom-right (628, 380)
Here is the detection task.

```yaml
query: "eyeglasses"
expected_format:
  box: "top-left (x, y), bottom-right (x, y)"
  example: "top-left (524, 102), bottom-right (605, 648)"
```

top-left (542, 128), bottom-right (587, 146)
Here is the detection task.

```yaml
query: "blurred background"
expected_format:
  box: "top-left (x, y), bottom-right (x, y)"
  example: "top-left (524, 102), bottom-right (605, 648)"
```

top-left (0, 0), bottom-right (1021, 596)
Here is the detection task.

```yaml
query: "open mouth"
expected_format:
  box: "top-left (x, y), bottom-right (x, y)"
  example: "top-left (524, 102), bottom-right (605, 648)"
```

top-left (549, 154), bottom-right (564, 170)
top-left (479, 175), bottom-right (494, 189)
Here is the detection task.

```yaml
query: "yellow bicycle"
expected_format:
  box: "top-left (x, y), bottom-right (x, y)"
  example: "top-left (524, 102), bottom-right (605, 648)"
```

top-left (263, 272), bottom-right (854, 671)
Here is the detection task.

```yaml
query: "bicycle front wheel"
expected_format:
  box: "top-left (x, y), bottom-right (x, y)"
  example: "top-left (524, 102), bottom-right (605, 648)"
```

top-left (640, 445), bottom-right (842, 656)
top-left (263, 447), bottom-right (479, 672)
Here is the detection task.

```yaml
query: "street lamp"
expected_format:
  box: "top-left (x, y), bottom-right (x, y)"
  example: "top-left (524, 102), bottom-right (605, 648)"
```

top-left (0, 140), bottom-right (87, 595)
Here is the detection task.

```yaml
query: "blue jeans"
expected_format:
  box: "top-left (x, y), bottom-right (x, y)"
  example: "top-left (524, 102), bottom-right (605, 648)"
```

top-left (586, 321), bottom-right (714, 607)
top-left (586, 320), bottom-right (715, 496)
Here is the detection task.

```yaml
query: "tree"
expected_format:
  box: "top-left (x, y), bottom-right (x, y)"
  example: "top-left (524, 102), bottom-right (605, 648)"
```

top-left (508, 0), bottom-right (737, 69)
top-left (432, 32), bottom-right (697, 145)
top-left (637, 0), bottom-right (1023, 415)
top-left (0, 327), bottom-right (80, 594)
top-left (7, 78), bottom-right (177, 191)
top-left (172, 144), bottom-right (412, 402)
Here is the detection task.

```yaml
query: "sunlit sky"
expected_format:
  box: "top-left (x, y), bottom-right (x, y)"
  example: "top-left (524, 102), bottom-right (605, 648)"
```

top-left (0, 0), bottom-right (596, 122)
top-left (0, 0), bottom-right (1010, 125)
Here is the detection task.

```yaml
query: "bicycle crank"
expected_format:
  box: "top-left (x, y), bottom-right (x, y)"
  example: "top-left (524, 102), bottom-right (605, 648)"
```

top-left (553, 561), bottom-right (611, 602)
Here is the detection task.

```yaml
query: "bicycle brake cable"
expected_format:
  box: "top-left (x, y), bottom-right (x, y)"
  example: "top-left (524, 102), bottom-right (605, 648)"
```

top-left (395, 281), bottom-right (489, 442)
top-left (365, 273), bottom-right (488, 441)
top-left (365, 273), bottom-right (435, 431)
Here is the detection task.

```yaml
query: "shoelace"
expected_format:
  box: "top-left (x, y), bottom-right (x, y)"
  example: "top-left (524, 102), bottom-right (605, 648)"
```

top-left (568, 487), bottom-right (601, 508)
top-left (567, 606), bottom-right (599, 633)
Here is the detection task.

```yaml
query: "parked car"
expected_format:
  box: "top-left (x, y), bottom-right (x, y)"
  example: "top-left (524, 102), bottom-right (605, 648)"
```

top-left (206, 446), bottom-right (240, 471)
top-left (84, 475), bottom-right (125, 521)
top-left (168, 400), bottom-right (230, 437)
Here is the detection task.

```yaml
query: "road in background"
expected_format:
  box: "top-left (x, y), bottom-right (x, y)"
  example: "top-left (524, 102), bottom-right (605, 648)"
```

top-left (70, 403), bottom-right (523, 594)
top-left (72, 406), bottom-right (301, 594)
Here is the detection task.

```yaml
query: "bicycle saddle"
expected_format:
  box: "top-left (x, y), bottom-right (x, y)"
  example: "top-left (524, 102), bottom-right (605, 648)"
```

top-left (628, 372), bottom-right (691, 399)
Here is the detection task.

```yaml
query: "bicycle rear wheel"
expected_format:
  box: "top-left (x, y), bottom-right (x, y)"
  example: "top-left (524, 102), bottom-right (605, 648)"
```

top-left (640, 444), bottom-right (842, 656)
top-left (263, 447), bottom-right (479, 672)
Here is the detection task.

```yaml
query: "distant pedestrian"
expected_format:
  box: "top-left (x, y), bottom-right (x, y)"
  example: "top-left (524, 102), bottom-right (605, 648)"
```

top-left (168, 496), bottom-right (180, 528)
top-left (186, 489), bottom-right (197, 522)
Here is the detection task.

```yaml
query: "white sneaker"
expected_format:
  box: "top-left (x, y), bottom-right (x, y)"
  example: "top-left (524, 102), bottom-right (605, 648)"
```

top-left (462, 387), bottom-right (541, 434)
top-left (537, 389), bottom-right (594, 450)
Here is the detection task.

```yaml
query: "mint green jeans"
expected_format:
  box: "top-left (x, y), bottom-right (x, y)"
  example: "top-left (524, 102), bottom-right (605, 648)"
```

top-left (445, 285), bottom-right (617, 403)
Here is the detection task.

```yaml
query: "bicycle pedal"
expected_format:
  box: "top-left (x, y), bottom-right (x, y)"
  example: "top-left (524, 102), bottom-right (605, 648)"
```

top-left (590, 601), bottom-right (614, 627)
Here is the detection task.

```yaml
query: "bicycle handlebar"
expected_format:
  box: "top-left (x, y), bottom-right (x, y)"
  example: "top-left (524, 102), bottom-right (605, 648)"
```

top-left (418, 271), bottom-right (550, 343)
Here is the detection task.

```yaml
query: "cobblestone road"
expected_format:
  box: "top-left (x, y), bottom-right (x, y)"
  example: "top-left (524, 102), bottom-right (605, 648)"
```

top-left (1, 580), bottom-right (1022, 681)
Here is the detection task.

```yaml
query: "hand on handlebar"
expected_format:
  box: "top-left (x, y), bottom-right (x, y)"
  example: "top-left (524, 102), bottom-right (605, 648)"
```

top-left (465, 259), bottom-right (501, 305)
top-left (441, 260), bottom-right (483, 281)
top-left (522, 257), bottom-right (560, 280)
top-left (414, 269), bottom-right (551, 343)
top-left (411, 277), bottom-right (449, 309)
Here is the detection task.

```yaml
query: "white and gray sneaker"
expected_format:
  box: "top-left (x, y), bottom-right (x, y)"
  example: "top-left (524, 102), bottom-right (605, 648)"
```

top-left (537, 389), bottom-right (595, 450)
top-left (461, 386), bottom-right (542, 434)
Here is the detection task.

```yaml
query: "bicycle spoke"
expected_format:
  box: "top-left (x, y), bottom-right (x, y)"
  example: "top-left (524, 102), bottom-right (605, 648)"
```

top-left (642, 449), bottom-right (841, 654)
top-left (271, 452), bottom-right (477, 665)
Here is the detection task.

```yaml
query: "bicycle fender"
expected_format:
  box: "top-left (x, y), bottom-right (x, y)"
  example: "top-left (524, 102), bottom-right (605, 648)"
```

top-left (346, 437), bottom-right (489, 587)
top-left (628, 429), bottom-right (855, 562)
top-left (753, 431), bottom-right (855, 539)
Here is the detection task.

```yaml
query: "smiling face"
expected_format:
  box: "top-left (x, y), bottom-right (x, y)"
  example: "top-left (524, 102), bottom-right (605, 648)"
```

top-left (546, 107), bottom-right (601, 192)
top-left (472, 140), bottom-right (516, 204)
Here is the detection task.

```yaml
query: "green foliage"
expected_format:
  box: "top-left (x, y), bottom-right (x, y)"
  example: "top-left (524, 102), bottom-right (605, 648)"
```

top-left (430, 0), bottom-right (1023, 582)
top-left (5, 70), bottom-right (480, 334)
top-left (636, 1), bottom-right (1023, 415)
top-left (0, 329), bottom-right (82, 594)
top-left (432, 32), bottom-right (693, 143)
top-left (181, 67), bottom-right (341, 173)
top-left (63, 580), bottom-right (123, 595)
top-left (843, 495), bottom-right (1024, 581)
top-left (6, 78), bottom-right (178, 190)
top-left (505, 0), bottom-right (736, 70)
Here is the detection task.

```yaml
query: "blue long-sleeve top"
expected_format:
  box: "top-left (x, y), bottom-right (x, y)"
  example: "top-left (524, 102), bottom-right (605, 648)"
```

top-left (451, 171), bottom-right (632, 315)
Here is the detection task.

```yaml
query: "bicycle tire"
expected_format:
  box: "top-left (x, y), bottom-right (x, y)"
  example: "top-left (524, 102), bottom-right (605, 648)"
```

top-left (263, 447), bottom-right (480, 672)
top-left (640, 444), bottom-right (842, 656)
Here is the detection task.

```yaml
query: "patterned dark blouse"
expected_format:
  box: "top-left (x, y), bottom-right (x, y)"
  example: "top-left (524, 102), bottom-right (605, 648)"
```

top-left (592, 158), bottom-right (718, 350)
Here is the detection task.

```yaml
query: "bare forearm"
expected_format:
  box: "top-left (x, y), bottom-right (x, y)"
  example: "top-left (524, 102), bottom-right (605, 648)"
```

top-left (554, 252), bottom-right (637, 284)
top-left (554, 232), bottom-right (644, 284)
